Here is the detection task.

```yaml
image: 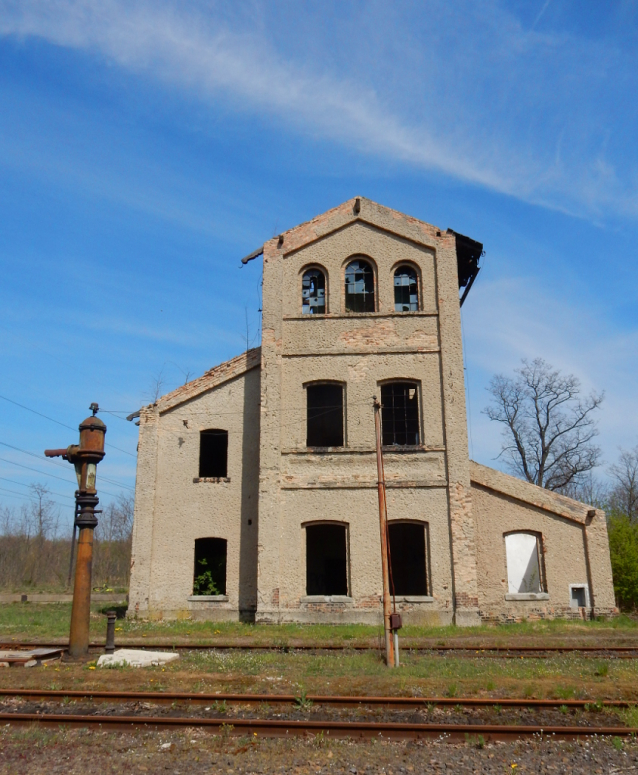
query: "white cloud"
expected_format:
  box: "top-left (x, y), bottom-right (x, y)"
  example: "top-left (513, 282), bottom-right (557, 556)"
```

top-left (1, 0), bottom-right (637, 220)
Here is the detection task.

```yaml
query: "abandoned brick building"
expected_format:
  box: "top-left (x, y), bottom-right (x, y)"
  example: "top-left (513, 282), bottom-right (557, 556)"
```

top-left (128, 197), bottom-right (616, 625)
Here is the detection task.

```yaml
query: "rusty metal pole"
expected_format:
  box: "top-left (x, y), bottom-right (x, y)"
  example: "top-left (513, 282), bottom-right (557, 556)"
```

top-left (373, 398), bottom-right (394, 668)
top-left (45, 404), bottom-right (106, 660)
top-left (69, 506), bottom-right (97, 658)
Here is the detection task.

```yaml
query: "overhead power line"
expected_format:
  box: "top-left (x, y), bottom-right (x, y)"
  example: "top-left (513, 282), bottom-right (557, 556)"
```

top-left (0, 440), bottom-right (135, 492)
top-left (0, 393), bottom-right (137, 458)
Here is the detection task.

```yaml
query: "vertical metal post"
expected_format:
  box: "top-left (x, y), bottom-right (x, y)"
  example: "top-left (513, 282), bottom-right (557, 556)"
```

top-left (69, 495), bottom-right (98, 659)
top-left (66, 501), bottom-right (79, 588)
top-left (374, 398), bottom-right (394, 668)
top-left (105, 610), bottom-right (116, 653)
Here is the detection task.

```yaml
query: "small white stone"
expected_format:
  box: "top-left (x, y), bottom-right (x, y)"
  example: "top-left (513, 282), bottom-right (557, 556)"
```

top-left (97, 649), bottom-right (179, 668)
top-left (23, 660), bottom-right (38, 668)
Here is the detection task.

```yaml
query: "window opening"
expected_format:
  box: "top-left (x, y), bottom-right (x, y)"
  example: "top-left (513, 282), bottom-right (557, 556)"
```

top-left (306, 383), bottom-right (344, 447)
top-left (345, 259), bottom-right (375, 312)
top-left (380, 382), bottom-right (420, 446)
top-left (570, 585), bottom-right (588, 608)
top-left (394, 266), bottom-right (419, 312)
top-left (505, 533), bottom-right (543, 593)
top-left (193, 537), bottom-right (227, 595)
top-left (199, 429), bottom-right (228, 477)
top-left (306, 523), bottom-right (348, 595)
top-left (388, 522), bottom-right (428, 595)
top-left (302, 268), bottom-right (326, 314)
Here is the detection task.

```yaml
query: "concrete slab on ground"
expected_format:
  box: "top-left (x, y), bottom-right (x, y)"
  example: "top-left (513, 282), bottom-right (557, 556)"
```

top-left (97, 649), bottom-right (179, 668)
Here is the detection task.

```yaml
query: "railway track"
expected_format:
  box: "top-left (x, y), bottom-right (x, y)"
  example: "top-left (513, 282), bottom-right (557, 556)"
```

top-left (3, 641), bottom-right (638, 657)
top-left (1, 689), bottom-right (637, 740)
top-left (0, 688), bottom-right (633, 709)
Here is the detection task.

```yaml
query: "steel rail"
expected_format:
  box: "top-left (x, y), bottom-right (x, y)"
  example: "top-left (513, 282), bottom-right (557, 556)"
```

top-left (0, 711), bottom-right (635, 740)
top-left (0, 688), bottom-right (633, 709)
top-left (3, 641), bottom-right (638, 656)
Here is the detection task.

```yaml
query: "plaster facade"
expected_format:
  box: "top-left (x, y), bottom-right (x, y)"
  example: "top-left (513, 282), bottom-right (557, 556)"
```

top-left (128, 197), bottom-right (617, 624)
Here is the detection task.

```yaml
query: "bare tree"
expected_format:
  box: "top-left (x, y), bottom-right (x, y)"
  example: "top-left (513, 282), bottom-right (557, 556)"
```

top-left (485, 358), bottom-right (604, 491)
top-left (609, 446), bottom-right (638, 521)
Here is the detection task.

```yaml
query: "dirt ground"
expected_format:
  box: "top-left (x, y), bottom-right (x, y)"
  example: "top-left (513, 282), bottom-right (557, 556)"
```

top-left (0, 725), bottom-right (636, 774)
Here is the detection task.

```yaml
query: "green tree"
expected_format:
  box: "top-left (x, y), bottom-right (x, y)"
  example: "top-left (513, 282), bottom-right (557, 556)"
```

top-left (607, 514), bottom-right (638, 610)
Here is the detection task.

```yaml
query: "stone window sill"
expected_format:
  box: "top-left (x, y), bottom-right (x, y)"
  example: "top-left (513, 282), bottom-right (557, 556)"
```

top-left (192, 477), bottom-right (231, 484)
top-left (393, 596), bottom-right (434, 603)
top-left (187, 595), bottom-right (229, 602)
top-left (301, 595), bottom-right (354, 604)
top-left (505, 593), bottom-right (549, 601)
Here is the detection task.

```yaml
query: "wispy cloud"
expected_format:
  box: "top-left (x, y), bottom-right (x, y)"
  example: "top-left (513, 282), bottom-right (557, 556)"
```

top-left (463, 275), bottom-right (638, 471)
top-left (1, 0), bottom-right (637, 220)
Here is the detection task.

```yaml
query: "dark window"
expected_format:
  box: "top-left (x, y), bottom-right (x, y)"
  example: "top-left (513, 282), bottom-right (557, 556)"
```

top-left (302, 268), bottom-right (326, 314)
top-left (199, 429), bottom-right (228, 477)
top-left (306, 523), bottom-right (348, 596)
top-left (381, 382), bottom-right (420, 446)
top-left (345, 259), bottom-right (375, 312)
top-left (193, 537), bottom-right (227, 595)
top-left (388, 522), bottom-right (428, 595)
top-left (394, 266), bottom-right (419, 312)
top-left (306, 383), bottom-right (344, 447)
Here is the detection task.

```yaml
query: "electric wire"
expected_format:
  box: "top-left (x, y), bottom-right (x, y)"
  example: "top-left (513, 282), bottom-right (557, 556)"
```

top-left (0, 455), bottom-right (125, 499)
top-left (0, 441), bottom-right (135, 492)
top-left (0, 393), bottom-right (137, 458)
top-left (0, 475), bottom-right (74, 501)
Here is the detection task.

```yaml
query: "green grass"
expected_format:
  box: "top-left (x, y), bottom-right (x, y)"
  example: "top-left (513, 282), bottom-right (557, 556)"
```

top-left (0, 603), bottom-right (637, 647)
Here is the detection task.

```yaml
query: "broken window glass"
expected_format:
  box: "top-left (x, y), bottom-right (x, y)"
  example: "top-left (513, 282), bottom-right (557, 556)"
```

top-left (380, 382), bottom-right (420, 446)
top-left (394, 266), bottom-right (419, 312)
top-left (345, 258), bottom-right (375, 312)
top-left (199, 429), bottom-right (228, 478)
top-left (306, 523), bottom-right (348, 595)
top-left (193, 537), bottom-right (227, 595)
top-left (388, 522), bottom-right (428, 595)
top-left (302, 268), bottom-right (326, 314)
top-left (306, 383), bottom-right (344, 447)
top-left (505, 532), bottom-right (544, 593)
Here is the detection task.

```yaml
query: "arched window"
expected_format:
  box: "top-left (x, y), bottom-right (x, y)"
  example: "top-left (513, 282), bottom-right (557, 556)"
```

top-left (306, 382), bottom-right (344, 447)
top-left (394, 266), bottom-right (419, 312)
top-left (504, 532), bottom-right (545, 594)
top-left (380, 382), bottom-right (420, 446)
top-left (305, 523), bottom-right (348, 596)
top-left (345, 259), bottom-right (375, 312)
top-left (193, 537), bottom-right (227, 595)
top-left (302, 268), bottom-right (326, 314)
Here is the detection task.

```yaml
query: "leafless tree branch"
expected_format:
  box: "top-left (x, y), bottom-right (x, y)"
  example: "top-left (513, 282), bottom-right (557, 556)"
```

top-left (484, 358), bottom-right (604, 491)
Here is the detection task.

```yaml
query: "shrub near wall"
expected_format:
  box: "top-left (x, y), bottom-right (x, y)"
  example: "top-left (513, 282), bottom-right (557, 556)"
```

top-left (608, 514), bottom-right (638, 611)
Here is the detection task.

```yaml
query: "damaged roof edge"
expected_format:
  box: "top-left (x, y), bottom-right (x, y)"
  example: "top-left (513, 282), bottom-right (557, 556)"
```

top-left (447, 229), bottom-right (483, 306)
top-left (241, 246), bottom-right (264, 265)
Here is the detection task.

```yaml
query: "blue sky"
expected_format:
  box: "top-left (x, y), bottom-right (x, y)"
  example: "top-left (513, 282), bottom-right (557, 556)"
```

top-left (0, 0), bottom-right (636, 526)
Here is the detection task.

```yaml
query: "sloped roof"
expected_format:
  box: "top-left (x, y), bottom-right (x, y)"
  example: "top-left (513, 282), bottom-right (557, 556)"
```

top-left (243, 196), bottom-right (482, 294)
top-left (154, 347), bottom-right (261, 414)
top-left (470, 461), bottom-right (598, 525)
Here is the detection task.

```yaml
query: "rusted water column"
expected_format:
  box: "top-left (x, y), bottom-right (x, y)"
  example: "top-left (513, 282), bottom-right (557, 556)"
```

top-left (45, 404), bottom-right (106, 659)
top-left (373, 398), bottom-right (394, 668)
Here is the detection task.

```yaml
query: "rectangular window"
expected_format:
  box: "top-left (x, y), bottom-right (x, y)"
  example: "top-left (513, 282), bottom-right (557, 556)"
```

top-left (505, 533), bottom-right (544, 594)
top-left (388, 522), bottom-right (428, 595)
top-left (306, 523), bottom-right (348, 596)
top-left (193, 537), bottom-right (227, 595)
top-left (199, 430), bottom-right (228, 478)
top-left (306, 383), bottom-right (344, 447)
top-left (381, 382), bottom-right (420, 446)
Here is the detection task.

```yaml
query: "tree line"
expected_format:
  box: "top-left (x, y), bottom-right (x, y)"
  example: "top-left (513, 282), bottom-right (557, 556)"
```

top-left (0, 485), bottom-right (133, 591)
